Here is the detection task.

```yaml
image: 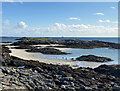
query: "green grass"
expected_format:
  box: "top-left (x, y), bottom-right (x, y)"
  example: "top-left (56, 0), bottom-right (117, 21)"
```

top-left (20, 37), bottom-right (56, 42)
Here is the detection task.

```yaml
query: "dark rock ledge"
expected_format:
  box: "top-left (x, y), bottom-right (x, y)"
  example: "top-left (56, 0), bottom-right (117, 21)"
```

top-left (76, 55), bottom-right (113, 62)
top-left (26, 47), bottom-right (71, 55)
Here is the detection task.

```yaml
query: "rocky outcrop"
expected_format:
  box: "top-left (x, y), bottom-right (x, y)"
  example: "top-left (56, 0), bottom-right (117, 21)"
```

top-left (14, 44), bottom-right (34, 49)
top-left (76, 55), bottom-right (113, 62)
top-left (94, 65), bottom-right (120, 78)
top-left (1, 45), bottom-right (11, 53)
top-left (14, 37), bottom-right (120, 49)
top-left (26, 47), bottom-right (70, 55)
top-left (0, 64), bottom-right (120, 90)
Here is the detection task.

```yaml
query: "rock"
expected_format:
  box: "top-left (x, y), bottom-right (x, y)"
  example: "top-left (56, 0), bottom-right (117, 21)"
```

top-left (76, 55), bottom-right (113, 62)
top-left (29, 81), bottom-right (36, 89)
top-left (15, 37), bottom-right (120, 49)
top-left (112, 85), bottom-right (120, 91)
top-left (94, 64), bottom-right (120, 78)
top-left (79, 79), bottom-right (91, 86)
top-left (26, 47), bottom-right (70, 55)
top-left (61, 85), bottom-right (66, 89)
top-left (0, 68), bottom-right (3, 74)
top-left (32, 67), bottom-right (43, 73)
top-left (62, 77), bottom-right (74, 81)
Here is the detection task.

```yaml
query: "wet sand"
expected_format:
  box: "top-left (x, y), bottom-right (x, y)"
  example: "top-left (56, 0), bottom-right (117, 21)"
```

top-left (8, 46), bottom-right (77, 68)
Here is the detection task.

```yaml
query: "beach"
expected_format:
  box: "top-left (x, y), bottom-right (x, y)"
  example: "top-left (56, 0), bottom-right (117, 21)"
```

top-left (7, 45), bottom-right (106, 68)
top-left (8, 45), bottom-right (77, 67)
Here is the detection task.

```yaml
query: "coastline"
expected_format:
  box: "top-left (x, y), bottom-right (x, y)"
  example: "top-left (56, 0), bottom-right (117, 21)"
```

top-left (7, 45), bottom-right (104, 68)
top-left (8, 46), bottom-right (77, 68)
top-left (1, 40), bottom-right (120, 90)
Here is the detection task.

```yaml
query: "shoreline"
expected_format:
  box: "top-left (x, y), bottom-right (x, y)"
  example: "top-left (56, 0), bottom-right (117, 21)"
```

top-left (8, 46), bottom-right (77, 68)
top-left (7, 45), bottom-right (104, 68)
top-left (1, 43), bottom-right (120, 90)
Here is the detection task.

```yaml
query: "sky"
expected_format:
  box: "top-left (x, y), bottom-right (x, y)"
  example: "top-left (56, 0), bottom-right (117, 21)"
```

top-left (2, 2), bottom-right (118, 37)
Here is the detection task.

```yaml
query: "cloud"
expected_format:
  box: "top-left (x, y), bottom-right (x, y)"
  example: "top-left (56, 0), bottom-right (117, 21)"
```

top-left (111, 6), bottom-right (115, 9)
top-left (17, 21), bottom-right (27, 29)
top-left (40, 23), bottom-right (117, 37)
top-left (95, 13), bottom-right (104, 15)
top-left (98, 19), bottom-right (110, 23)
top-left (2, 22), bottom-right (118, 37)
top-left (4, 0), bottom-right (14, 2)
top-left (3, 0), bottom-right (23, 4)
top-left (69, 17), bottom-right (80, 20)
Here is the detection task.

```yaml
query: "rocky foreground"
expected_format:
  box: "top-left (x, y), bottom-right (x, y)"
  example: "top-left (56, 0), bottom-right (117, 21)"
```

top-left (0, 65), bottom-right (120, 90)
top-left (0, 45), bottom-right (120, 90)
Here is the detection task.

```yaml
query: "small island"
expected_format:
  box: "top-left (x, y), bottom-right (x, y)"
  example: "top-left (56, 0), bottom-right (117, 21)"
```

top-left (13, 37), bottom-right (120, 49)
top-left (26, 47), bottom-right (71, 55)
top-left (76, 55), bottom-right (113, 62)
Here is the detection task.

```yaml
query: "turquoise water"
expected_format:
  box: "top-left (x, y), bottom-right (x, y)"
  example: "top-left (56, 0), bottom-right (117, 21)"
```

top-left (38, 48), bottom-right (119, 67)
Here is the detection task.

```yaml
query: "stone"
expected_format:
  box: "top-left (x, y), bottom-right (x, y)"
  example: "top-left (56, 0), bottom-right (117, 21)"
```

top-left (62, 77), bottom-right (74, 81)
top-left (112, 85), bottom-right (120, 91)
top-left (79, 79), bottom-right (91, 86)
top-left (76, 55), bottom-right (113, 62)
top-left (33, 67), bottom-right (43, 73)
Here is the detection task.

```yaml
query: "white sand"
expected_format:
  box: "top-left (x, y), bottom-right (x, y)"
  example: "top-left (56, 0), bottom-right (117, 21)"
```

top-left (8, 46), bottom-right (77, 67)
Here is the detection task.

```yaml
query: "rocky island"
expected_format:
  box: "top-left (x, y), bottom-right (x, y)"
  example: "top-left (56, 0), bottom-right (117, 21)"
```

top-left (76, 55), bottom-right (113, 62)
top-left (26, 47), bottom-right (71, 55)
top-left (13, 37), bottom-right (120, 49)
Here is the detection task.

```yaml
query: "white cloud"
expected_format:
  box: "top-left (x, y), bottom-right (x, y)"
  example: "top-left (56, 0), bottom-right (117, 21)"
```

top-left (4, 0), bottom-right (14, 2)
top-left (41, 23), bottom-right (117, 37)
top-left (98, 19), bottom-right (110, 23)
top-left (2, 22), bottom-right (118, 37)
top-left (111, 6), bottom-right (115, 9)
top-left (69, 17), bottom-right (80, 20)
top-left (98, 20), bottom-right (104, 23)
top-left (17, 21), bottom-right (27, 29)
top-left (106, 20), bottom-right (110, 23)
top-left (95, 13), bottom-right (104, 15)
top-left (3, 0), bottom-right (23, 4)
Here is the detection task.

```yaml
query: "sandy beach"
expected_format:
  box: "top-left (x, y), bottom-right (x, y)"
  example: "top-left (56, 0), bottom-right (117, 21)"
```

top-left (6, 45), bottom-right (104, 68)
top-left (8, 46), bottom-right (77, 67)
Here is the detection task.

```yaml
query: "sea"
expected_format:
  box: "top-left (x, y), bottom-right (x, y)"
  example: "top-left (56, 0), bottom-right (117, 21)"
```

top-left (1, 37), bottom-right (119, 67)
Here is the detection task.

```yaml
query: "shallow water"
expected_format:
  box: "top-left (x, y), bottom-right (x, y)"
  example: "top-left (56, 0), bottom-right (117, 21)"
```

top-left (36, 48), bottom-right (119, 68)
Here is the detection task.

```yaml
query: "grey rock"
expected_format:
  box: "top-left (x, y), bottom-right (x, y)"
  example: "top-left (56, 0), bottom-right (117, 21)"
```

top-left (79, 79), bottom-right (91, 86)
top-left (63, 77), bottom-right (74, 81)
top-left (33, 67), bottom-right (43, 73)
top-left (112, 85), bottom-right (120, 91)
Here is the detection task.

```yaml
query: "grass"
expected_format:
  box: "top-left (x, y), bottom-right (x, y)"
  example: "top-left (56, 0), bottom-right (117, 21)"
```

top-left (20, 37), bottom-right (56, 42)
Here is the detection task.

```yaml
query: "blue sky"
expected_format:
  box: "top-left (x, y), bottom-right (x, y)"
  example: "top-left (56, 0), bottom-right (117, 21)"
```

top-left (2, 2), bottom-right (118, 37)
